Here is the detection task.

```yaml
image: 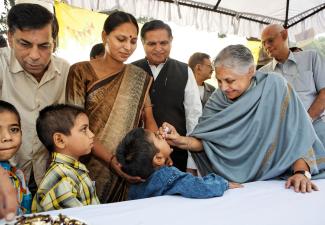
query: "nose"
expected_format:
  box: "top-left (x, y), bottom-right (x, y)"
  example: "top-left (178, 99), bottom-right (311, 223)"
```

top-left (124, 41), bottom-right (132, 51)
top-left (154, 43), bottom-right (163, 52)
top-left (88, 129), bottom-right (95, 139)
top-left (29, 46), bottom-right (41, 61)
top-left (0, 130), bottom-right (12, 143)
top-left (219, 82), bottom-right (229, 92)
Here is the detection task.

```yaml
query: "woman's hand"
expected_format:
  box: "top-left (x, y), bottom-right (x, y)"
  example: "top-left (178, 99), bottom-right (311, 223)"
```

top-left (110, 156), bottom-right (145, 183)
top-left (285, 174), bottom-right (318, 193)
top-left (159, 122), bottom-right (182, 146)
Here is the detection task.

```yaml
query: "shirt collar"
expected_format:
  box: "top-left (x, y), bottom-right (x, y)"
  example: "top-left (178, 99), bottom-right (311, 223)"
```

top-left (272, 51), bottom-right (297, 70)
top-left (146, 57), bottom-right (168, 67)
top-left (51, 152), bottom-right (88, 172)
top-left (0, 161), bottom-right (12, 171)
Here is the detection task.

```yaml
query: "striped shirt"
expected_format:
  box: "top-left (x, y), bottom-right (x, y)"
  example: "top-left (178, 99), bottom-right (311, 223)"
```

top-left (32, 152), bottom-right (99, 212)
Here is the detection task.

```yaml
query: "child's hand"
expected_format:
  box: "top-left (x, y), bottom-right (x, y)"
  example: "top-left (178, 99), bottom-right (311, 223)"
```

top-left (229, 182), bottom-right (243, 189)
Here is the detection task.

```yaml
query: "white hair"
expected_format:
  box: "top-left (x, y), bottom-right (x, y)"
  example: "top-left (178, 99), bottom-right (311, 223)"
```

top-left (213, 44), bottom-right (255, 74)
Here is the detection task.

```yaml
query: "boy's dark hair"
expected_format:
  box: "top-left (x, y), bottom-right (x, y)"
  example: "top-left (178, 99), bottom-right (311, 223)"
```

top-left (7, 3), bottom-right (59, 40)
top-left (90, 43), bottom-right (105, 59)
top-left (140, 20), bottom-right (173, 41)
top-left (103, 11), bottom-right (138, 36)
top-left (0, 100), bottom-right (21, 126)
top-left (116, 128), bottom-right (158, 179)
top-left (36, 104), bottom-right (86, 152)
top-left (0, 35), bottom-right (7, 48)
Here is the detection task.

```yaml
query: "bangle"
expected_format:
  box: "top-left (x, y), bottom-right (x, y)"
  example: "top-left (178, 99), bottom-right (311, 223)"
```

top-left (144, 104), bottom-right (153, 108)
top-left (109, 154), bottom-right (116, 164)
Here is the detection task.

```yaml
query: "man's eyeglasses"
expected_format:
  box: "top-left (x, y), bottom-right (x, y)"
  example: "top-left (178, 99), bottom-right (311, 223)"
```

top-left (201, 64), bottom-right (214, 70)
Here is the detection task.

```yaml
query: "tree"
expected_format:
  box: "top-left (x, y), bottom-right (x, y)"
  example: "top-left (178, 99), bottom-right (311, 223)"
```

top-left (303, 37), bottom-right (325, 58)
top-left (0, 0), bottom-right (15, 35)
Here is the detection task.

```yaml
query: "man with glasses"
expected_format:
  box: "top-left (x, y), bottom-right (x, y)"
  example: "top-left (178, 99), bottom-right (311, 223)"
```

top-left (133, 20), bottom-right (202, 172)
top-left (260, 24), bottom-right (325, 147)
top-left (188, 52), bottom-right (215, 106)
top-left (0, 3), bottom-right (69, 194)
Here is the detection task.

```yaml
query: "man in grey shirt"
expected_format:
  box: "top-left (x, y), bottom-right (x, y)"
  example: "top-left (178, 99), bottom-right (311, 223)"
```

top-left (260, 24), bottom-right (325, 147)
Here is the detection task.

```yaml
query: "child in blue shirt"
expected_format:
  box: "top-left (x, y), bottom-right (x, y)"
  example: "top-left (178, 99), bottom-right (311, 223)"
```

top-left (0, 100), bottom-right (31, 214)
top-left (116, 128), bottom-right (242, 200)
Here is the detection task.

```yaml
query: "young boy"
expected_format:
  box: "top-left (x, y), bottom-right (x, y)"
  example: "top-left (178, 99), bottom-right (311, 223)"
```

top-left (32, 104), bottom-right (99, 212)
top-left (0, 100), bottom-right (31, 215)
top-left (116, 128), bottom-right (242, 200)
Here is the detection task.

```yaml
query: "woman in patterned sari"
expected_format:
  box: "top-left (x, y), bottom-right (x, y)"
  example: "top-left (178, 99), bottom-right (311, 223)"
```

top-left (66, 11), bottom-right (157, 203)
top-left (161, 45), bottom-right (325, 193)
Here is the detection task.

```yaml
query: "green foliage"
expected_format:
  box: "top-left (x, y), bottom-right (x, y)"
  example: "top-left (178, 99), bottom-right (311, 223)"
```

top-left (303, 37), bottom-right (325, 58)
top-left (0, 0), bottom-right (15, 34)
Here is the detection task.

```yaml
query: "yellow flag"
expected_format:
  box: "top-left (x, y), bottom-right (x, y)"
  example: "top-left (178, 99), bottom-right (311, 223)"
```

top-left (54, 1), bottom-right (107, 61)
top-left (247, 39), bottom-right (262, 64)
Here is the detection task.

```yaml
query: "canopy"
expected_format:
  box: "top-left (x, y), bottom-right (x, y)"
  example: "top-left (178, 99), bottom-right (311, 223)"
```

top-left (65, 0), bottom-right (325, 42)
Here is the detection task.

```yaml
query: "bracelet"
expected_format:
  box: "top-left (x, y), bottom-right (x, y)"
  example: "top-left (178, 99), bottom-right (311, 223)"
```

top-left (109, 154), bottom-right (116, 165)
top-left (144, 104), bottom-right (153, 108)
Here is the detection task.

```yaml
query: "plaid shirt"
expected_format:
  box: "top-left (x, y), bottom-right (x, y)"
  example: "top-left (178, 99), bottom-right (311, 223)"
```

top-left (32, 152), bottom-right (99, 212)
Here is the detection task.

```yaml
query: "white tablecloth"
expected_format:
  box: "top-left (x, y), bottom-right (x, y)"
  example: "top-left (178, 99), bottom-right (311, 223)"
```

top-left (2, 179), bottom-right (325, 225)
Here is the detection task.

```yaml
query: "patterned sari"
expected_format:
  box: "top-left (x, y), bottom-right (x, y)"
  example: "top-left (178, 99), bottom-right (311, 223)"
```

top-left (66, 62), bottom-right (152, 202)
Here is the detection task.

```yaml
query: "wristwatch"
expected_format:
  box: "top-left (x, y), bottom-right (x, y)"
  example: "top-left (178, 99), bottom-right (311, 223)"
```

top-left (294, 170), bottom-right (312, 180)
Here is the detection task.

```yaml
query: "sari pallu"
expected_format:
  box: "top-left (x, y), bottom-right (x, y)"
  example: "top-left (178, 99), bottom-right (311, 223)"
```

top-left (66, 63), bottom-right (152, 202)
top-left (191, 71), bottom-right (325, 182)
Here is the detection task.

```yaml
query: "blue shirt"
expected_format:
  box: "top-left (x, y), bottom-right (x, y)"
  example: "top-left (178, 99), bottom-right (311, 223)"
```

top-left (128, 166), bottom-right (229, 200)
top-left (260, 50), bottom-right (325, 118)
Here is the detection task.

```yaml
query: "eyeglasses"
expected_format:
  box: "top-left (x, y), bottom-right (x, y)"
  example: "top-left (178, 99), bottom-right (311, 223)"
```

top-left (201, 64), bottom-right (214, 70)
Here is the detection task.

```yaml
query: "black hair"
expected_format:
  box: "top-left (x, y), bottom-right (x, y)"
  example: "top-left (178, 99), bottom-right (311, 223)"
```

top-left (7, 3), bottom-right (59, 40)
top-left (90, 43), bottom-right (105, 59)
top-left (0, 35), bottom-right (7, 48)
top-left (188, 52), bottom-right (211, 71)
top-left (103, 11), bottom-right (138, 35)
top-left (36, 104), bottom-right (86, 152)
top-left (140, 20), bottom-right (172, 41)
top-left (0, 100), bottom-right (21, 126)
top-left (289, 47), bottom-right (303, 52)
top-left (116, 128), bottom-right (158, 179)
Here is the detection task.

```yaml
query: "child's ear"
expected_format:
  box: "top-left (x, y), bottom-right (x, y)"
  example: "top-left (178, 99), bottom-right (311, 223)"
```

top-left (53, 133), bottom-right (66, 149)
top-left (152, 153), bottom-right (166, 167)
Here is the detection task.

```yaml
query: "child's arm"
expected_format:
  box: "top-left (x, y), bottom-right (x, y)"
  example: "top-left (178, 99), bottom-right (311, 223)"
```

top-left (0, 167), bottom-right (17, 221)
top-left (161, 167), bottom-right (242, 198)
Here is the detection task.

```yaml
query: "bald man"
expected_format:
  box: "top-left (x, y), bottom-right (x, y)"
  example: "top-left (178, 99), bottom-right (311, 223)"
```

top-left (259, 24), bottom-right (325, 147)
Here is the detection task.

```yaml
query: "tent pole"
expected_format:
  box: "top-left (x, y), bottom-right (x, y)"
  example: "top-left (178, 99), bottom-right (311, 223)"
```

top-left (284, 0), bottom-right (290, 28)
top-left (213, 0), bottom-right (221, 10)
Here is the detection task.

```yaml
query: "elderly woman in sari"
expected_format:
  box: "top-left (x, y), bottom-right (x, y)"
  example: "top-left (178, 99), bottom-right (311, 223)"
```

top-left (162, 44), bottom-right (325, 193)
top-left (66, 11), bottom-right (157, 203)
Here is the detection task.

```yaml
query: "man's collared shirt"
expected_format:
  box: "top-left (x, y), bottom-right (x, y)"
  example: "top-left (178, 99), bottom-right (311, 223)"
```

top-left (260, 50), bottom-right (325, 118)
top-left (0, 47), bottom-right (70, 185)
top-left (32, 152), bottom-right (99, 212)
